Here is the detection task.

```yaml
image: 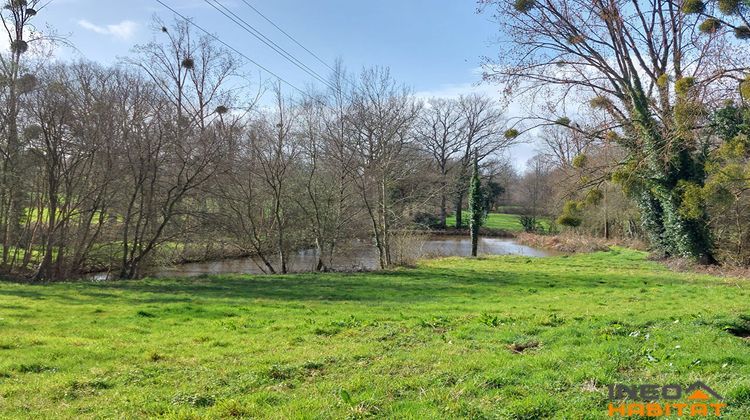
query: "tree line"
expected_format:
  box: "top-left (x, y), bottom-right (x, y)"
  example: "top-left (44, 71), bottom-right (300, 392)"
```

top-left (0, 2), bottom-right (513, 280)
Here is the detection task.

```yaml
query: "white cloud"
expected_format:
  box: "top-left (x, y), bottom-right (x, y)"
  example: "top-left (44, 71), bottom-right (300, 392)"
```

top-left (78, 19), bottom-right (138, 40)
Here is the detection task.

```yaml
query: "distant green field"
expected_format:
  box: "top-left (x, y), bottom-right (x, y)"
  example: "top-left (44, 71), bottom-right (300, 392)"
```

top-left (1, 249), bottom-right (748, 418)
top-left (447, 212), bottom-right (550, 232)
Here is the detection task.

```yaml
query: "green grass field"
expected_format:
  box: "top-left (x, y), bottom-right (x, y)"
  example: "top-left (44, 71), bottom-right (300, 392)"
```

top-left (1, 249), bottom-right (749, 418)
top-left (447, 212), bottom-right (550, 232)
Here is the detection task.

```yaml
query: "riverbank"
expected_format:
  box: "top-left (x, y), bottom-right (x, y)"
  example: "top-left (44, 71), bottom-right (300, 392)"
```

top-left (515, 232), bottom-right (646, 254)
top-left (425, 227), bottom-right (515, 238)
top-left (4, 213), bottom-right (528, 281)
top-left (1, 249), bottom-right (748, 418)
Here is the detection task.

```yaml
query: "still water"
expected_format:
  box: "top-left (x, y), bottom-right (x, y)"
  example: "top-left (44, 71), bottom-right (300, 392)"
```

top-left (140, 236), bottom-right (555, 278)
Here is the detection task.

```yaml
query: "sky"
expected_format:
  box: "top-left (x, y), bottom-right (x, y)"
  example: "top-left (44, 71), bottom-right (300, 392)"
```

top-left (41, 0), bottom-right (537, 166)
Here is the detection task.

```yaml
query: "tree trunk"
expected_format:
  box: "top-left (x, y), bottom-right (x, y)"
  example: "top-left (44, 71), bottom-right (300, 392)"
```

top-left (468, 153), bottom-right (483, 257)
top-left (439, 188), bottom-right (447, 229)
top-left (438, 169), bottom-right (448, 229)
top-left (454, 192), bottom-right (464, 229)
top-left (314, 238), bottom-right (325, 272)
top-left (471, 229), bottom-right (479, 257)
top-left (35, 188), bottom-right (57, 281)
top-left (380, 178), bottom-right (391, 266)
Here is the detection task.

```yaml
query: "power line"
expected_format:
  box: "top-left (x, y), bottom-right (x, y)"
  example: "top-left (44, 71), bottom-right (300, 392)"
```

top-left (153, 0), bottom-right (307, 96)
top-left (237, 0), bottom-right (363, 94)
top-left (204, 0), bottom-right (337, 92)
top-left (238, 0), bottom-right (336, 74)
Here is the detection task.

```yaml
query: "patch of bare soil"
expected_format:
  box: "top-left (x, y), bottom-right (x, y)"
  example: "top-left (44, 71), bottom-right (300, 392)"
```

top-left (508, 340), bottom-right (540, 354)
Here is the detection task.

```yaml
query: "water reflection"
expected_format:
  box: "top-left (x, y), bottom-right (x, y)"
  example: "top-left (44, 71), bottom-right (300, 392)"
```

top-left (140, 236), bottom-right (555, 278)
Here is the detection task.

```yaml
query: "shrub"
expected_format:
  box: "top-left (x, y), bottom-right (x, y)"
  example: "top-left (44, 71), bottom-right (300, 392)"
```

top-left (412, 212), bottom-right (442, 229)
top-left (557, 201), bottom-right (583, 228)
top-left (546, 220), bottom-right (560, 234)
top-left (556, 215), bottom-right (582, 227)
top-left (518, 215), bottom-right (539, 233)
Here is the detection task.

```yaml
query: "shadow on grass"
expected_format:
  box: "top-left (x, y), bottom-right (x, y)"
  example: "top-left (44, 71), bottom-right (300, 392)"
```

top-left (0, 253), bottom-right (664, 307)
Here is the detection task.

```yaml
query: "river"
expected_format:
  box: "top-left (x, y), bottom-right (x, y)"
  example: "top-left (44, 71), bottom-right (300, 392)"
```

top-left (109, 236), bottom-right (555, 279)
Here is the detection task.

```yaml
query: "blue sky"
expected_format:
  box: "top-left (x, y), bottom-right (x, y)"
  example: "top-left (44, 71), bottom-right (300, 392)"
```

top-left (42, 0), bottom-right (536, 165)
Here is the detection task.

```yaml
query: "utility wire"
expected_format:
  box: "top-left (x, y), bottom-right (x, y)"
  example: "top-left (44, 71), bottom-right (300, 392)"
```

top-left (237, 0), bottom-right (362, 94)
top-left (155, 0), bottom-right (355, 110)
top-left (239, 0), bottom-right (336, 74)
top-left (204, 0), bottom-right (337, 92)
top-left (154, 0), bottom-right (307, 96)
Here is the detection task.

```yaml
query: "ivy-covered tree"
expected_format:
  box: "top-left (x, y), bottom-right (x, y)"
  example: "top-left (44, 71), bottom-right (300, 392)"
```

top-left (468, 153), bottom-right (484, 257)
top-left (478, 0), bottom-right (746, 263)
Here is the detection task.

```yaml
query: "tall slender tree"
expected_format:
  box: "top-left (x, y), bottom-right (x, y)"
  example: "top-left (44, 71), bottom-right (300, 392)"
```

top-left (468, 152), bottom-right (484, 257)
top-left (0, 0), bottom-right (43, 271)
top-left (348, 67), bottom-right (420, 268)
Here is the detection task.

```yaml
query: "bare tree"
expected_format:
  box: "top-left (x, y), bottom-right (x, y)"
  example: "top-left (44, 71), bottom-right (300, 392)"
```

top-left (539, 125), bottom-right (594, 168)
top-left (117, 19), bottom-right (237, 278)
top-left (453, 93), bottom-right (510, 228)
top-left (415, 98), bottom-right (463, 228)
top-left (253, 84), bottom-right (301, 274)
top-left (213, 117), bottom-right (280, 274)
top-left (347, 67), bottom-right (421, 268)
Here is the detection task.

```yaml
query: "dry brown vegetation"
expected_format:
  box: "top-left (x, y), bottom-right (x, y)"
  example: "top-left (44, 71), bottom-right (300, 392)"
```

top-left (515, 232), bottom-right (645, 254)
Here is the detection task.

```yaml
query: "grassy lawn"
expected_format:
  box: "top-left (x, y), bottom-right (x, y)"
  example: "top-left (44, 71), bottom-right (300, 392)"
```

top-left (1, 249), bottom-right (749, 418)
top-left (447, 212), bottom-right (550, 232)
